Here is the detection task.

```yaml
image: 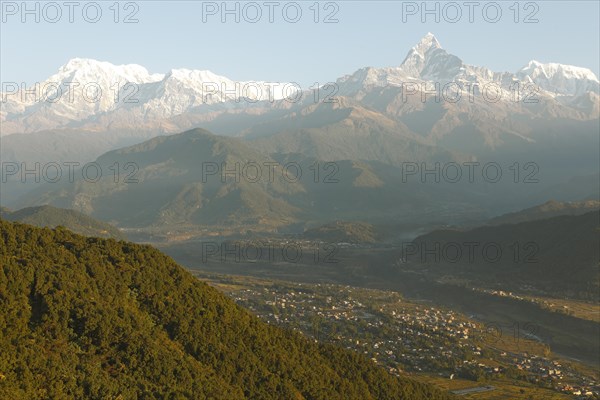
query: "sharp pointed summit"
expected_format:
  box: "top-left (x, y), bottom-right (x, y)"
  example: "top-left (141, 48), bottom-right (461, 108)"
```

top-left (400, 33), bottom-right (461, 80)
top-left (401, 33), bottom-right (443, 67)
top-left (413, 32), bottom-right (442, 53)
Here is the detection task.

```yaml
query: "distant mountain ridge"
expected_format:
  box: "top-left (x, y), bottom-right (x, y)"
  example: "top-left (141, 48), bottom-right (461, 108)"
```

top-left (302, 221), bottom-right (378, 244)
top-left (488, 199), bottom-right (600, 226)
top-left (16, 128), bottom-right (502, 236)
top-left (516, 60), bottom-right (600, 97)
top-left (411, 211), bottom-right (600, 300)
top-left (1, 205), bottom-right (125, 239)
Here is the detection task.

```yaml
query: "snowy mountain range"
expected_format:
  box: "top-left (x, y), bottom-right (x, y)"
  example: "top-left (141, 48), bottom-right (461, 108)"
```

top-left (1, 33), bottom-right (598, 136)
top-left (337, 33), bottom-right (598, 99)
top-left (1, 56), bottom-right (297, 135)
top-left (2, 33), bottom-right (599, 220)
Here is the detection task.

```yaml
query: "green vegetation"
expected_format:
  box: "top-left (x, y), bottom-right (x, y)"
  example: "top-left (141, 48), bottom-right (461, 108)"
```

top-left (1, 205), bottom-right (125, 239)
top-left (203, 273), bottom-right (599, 399)
top-left (413, 212), bottom-right (600, 300)
top-left (0, 220), bottom-right (454, 399)
top-left (159, 232), bottom-right (599, 367)
top-left (302, 221), bottom-right (378, 244)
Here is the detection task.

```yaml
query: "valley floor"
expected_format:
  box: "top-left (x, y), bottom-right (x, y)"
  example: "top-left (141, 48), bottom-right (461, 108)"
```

top-left (196, 272), bottom-right (599, 399)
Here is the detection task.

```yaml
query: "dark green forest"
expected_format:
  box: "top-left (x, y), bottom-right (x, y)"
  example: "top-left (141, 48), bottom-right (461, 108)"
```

top-left (412, 211), bottom-right (600, 300)
top-left (0, 219), bottom-right (454, 399)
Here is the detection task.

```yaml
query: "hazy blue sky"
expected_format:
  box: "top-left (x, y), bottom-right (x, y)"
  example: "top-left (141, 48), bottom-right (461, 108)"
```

top-left (1, 1), bottom-right (599, 86)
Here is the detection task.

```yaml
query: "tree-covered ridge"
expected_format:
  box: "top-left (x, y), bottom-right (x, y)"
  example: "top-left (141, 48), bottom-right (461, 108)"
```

top-left (302, 221), bottom-right (378, 244)
top-left (487, 199), bottom-right (600, 226)
top-left (413, 211), bottom-right (600, 300)
top-left (0, 220), bottom-right (453, 400)
top-left (1, 205), bottom-right (125, 239)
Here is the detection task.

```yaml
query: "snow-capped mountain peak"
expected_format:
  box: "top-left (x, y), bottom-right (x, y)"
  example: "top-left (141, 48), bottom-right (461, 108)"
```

top-left (57, 58), bottom-right (164, 84)
top-left (519, 60), bottom-right (598, 82)
top-left (337, 33), bottom-right (452, 91)
top-left (0, 58), bottom-right (299, 134)
top-left (2, 37), bottom-right (599, 137)
top-left (165, 68), bottom-right (228, 83)
top-left (400, 33), bottom-right (463, 80)
top-left (520, 60), bottom-right (599, 81)
top-left (517, 60), bottom-right (599, 96)
top-left (339, 35), bottom-right (598, 99)
top-left (412, 32), bottom-right (442, 54)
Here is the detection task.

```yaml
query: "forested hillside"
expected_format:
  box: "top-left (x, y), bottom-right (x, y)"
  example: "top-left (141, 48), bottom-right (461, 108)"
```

top-left (0, 220), bottom-right (453, 399)
top-left (412, 212), bottom-right (600, 300)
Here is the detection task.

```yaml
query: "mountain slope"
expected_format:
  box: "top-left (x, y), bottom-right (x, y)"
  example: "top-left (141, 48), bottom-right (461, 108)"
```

top-left (0, 220), bottom-right (454, 399)
top-left (17, 128), bottom-right (512, 236)
top-left (302, 221), bottom-right (378, 244)
top-left (517, 60), bottom-right (600, 97)
top-left (242, 99), bottom-right (467, 166)
top-left (411, 212), bottom-right (600, 300)
top-left (18, 126), bottom-right (594, 238)
top-left (19, 128), bottom-right (305, 231)
top-left (1, 205), bottom-right (125, 239)
top-left (334, 34), bottom-right (599, 158)
top-left (488, 199), bottom-right (600, 225)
